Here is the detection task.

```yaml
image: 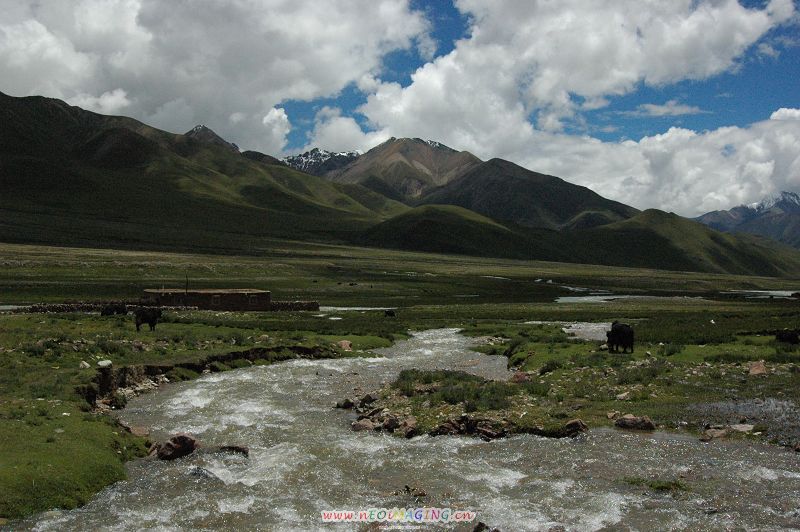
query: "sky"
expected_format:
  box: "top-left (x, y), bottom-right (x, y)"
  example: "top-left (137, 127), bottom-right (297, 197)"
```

top-left (1, 0), bottom-right (799, 216)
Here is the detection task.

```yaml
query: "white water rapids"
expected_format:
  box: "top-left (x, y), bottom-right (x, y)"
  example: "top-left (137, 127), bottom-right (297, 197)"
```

top-left (23, 329), bottom-right (800, 531)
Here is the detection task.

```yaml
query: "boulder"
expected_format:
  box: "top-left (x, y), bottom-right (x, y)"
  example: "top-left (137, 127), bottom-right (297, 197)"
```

top-left (217, 445), bottom-right (250, 457)
top-left (336, 340), bottom-right (353, 351)
top-left (614, 414), bottom-right (656, 431)
top-left (128, 425), bottom-right (150, 438)
top-left (335, 398), bottom-right (355, 409)
top-left (188, 466), bottom-right (222, 482)
top-left (606, 411), bottom-right (620, 420)
top-left (152, 433), bottom-right (198, 460)
top-left (615, 391), bottom-right (630, 401)
top-left (97, 359), bottom-right (113, 368)
top-left (748, 360), bottom-right (767, 376)
top-left (358, 393), bottom-right (377, 408)
top-left (79, 360), bottom-right (91, 369)
top-left (351, 419), bottom-right (376, 432)
top-left (381, 415), bottom-right (400, 432)
top-left (399, 416), bottom-right (418, 438)
top-left (729, 423), bottom-right (754, 433)
top-left (561, 419), bottom-right (589, 437)
top-left (700, 428), bottom-right (728, 442)
top-left (510, 371), bottom-right (530, 383)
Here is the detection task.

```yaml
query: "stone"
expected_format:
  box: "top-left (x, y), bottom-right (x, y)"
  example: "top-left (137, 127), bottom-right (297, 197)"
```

top-left (561, 418), bottom-right (589, 437)
top-left (336, 340), bottom-right (353, 351)
top-left (700, 428), bottom-right (728, 442)
top-left (607, 411), bottom-right (620, 420)
top-left (153, 433), bottom-right (198, 460)
top-left (729, 423), bottom-right (754, 433)
top-left (358, 393), bottom-right (377, 408)
top-left (614, 414), bottom-right (656, 431)
top-left (399, 416), bottom-right (418, 438)
top-left (188, 466), bottom-right (222, 481)
top-left (616, 391), bottom-right (630, 401)
top-left (510, 371), bottom-right (530, 383)
top-left (599, 344), bottom-right (609, 351)
top-left (79, 360), bottom-right (91, 369)
top-left (382, 415), bottom-right (400, 432)
top-left (748, 360), bottom-right (767, 376)
top-left (128, 426), bottom-right (150, 438)
top-left (97, 359), bottom-right (113, 368)
top-left (217, 445), bottom-right (250, 457)
top-left (335, 398), bottom-right (355, 409)
top-left (351, 419), bottom-right (376, 432)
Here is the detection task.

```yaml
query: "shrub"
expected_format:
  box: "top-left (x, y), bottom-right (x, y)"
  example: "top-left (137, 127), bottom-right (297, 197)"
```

top-left (539, 359), bottom-right (563, 375)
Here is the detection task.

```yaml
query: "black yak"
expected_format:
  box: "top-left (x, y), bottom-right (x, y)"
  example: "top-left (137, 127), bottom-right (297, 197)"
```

top-left (134, 307), bottom-right (162, 331)
top-left (607, 321), bottom-right (634, 353)
top-left (100, 303), bottom-right (127, 316)
top-left (775, 329), bottom-right (800, 344)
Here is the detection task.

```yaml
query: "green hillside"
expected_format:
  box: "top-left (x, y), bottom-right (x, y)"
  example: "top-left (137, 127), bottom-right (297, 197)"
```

top-left (360, 205), bottom-right (570, 260)
top-left (3, 91), bottom-right (800, 277)
top-left (0, 92), bottom-right (407, 251)
top-left (573, 210), bottom-right (800, 276)
top-left (420, 158), bottom-right (638, 230)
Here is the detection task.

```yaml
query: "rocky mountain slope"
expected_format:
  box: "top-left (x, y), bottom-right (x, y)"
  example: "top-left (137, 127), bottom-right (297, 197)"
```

top-left (322, 137), bottom-right (482, 200)
top-left (695, 191), bottom-right (800, 248)
top-left (282, 148), bottom-right (360, 176)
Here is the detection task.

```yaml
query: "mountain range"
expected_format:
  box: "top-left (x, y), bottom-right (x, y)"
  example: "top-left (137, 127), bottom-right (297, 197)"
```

top-left (695, 191), bottom-right (800, 248)
top-left (2, 90), bottom-right (800, 277)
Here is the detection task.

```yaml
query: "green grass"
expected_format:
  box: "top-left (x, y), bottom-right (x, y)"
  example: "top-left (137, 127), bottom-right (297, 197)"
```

top-left (1, 242), bottom-right (800, 520)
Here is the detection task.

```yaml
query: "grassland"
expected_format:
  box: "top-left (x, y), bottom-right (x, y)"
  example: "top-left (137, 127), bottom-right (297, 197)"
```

top-left (1, 241), bottom-right (799, 521)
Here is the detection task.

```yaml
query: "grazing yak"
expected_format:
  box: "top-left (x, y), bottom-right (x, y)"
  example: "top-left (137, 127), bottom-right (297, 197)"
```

top-left (606, 321), bottom-right (634, 353)
top-left (134, 307), bottom-right (162, 331)
top-left (100, 303), bottom-right (128, 316)
top-left (776, 329), bottom-right (800, 344)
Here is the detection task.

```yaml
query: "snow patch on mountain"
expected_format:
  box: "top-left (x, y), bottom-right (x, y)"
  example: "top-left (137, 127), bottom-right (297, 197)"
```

top-left (747, 191), bottom-right (800, 213)
top-left (282, 148), bottom-right (361, 175)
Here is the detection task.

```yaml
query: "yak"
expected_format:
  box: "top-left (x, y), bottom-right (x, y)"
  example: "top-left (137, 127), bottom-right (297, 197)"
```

top-left (606, 321), bottom-right (634, 353)
top-left (775, 329), bottom-right (800, 345)
top-left (100, 303), bottom-right (128, 316)
top-left (134, 307), bottom-right (162, 331)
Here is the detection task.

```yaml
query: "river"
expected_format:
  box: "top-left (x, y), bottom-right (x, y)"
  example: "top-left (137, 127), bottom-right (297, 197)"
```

top-left (25, 329), bottom-right (800, 530)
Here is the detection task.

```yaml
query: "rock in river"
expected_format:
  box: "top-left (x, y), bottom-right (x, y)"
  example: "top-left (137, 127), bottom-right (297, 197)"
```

top-left (614, 414), bottom-right (656, 431)
top-left (151, 433), bottom-right (199, 460)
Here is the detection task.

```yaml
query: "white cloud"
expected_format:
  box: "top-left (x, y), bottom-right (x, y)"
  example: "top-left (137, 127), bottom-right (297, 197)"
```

top-left (771, 108), bottom-right (800, 120)
top-left (260, 107), bottom-right (291, 155)
top-left (625, 100), bottom-right (708, 117)
top-left (0, 0), bottom-right (429, 153)
top-left (304, 107), bottom-right (389, 153)
top-left (67, 88), bottom-right (132, 115)
top-left (324, 0), bottom-right (798, 215)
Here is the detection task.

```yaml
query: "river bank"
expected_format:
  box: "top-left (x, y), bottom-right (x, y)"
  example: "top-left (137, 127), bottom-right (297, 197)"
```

top-left (19, 328), bottom-right (800, 531)
top-left (3, 294), bottom-right (800, 526)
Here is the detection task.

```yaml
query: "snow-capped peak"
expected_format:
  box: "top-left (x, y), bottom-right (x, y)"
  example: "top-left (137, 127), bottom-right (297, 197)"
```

top-left (747, 191), bottom-right (800, 212)
top-left (282, 147), bottom-right (361, 175)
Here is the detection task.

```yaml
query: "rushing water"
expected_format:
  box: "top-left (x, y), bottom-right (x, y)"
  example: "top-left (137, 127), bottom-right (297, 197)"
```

top-left (25, 329), bottom-right (800, 531)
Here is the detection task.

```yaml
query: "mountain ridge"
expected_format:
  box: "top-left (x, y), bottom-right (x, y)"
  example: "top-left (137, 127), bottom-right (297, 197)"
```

top-left (695, 191), bottom-right (800, 248)
top-left (3, 90), bottom-right (800, 276)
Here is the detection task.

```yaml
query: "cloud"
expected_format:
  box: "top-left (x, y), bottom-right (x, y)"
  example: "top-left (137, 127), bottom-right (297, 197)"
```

top-left (623, 100), bottom-right (709, 117)
top-left (316, 0), bottom-right (797, 215)
top-left (68, 88), bottom-right (132, 115)
top-left (304, 107), bottom-right (389, 153)
top-left (771, 108), bottom-right (800, 120)
top-left (0, 0), bottom-right (430, 153)
top-left (260, 108), bottom-right (292, 155)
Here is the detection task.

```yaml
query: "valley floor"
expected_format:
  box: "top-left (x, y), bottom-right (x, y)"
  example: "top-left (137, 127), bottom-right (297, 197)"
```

top-left (0, 242), bottom-right (799, 523)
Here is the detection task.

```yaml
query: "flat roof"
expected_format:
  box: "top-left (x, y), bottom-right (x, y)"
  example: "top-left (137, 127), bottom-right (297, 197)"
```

top-left (144, 289), bottom-right (269, 294)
